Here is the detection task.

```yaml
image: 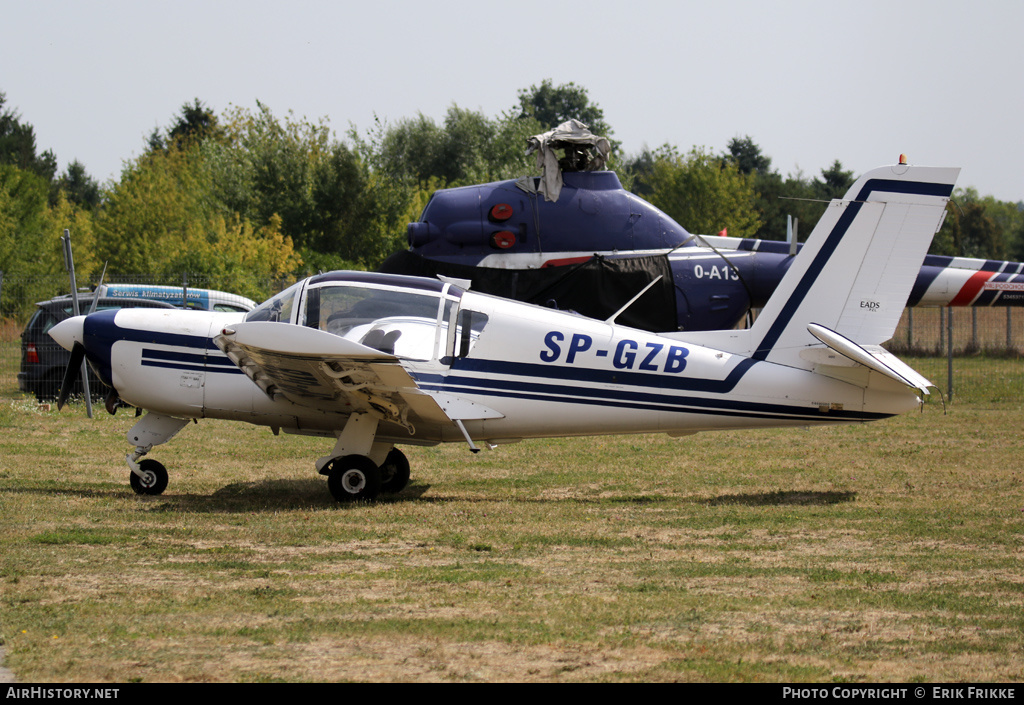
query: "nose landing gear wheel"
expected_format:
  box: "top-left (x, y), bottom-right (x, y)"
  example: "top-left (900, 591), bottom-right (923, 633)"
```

top-left (129, 459), bottom-right (168, 496)
top-left (326, 455), bottom-right (382, 502)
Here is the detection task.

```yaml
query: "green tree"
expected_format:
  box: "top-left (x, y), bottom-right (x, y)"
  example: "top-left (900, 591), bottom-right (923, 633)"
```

top-left (208, 102), bottom-right (332, 250)
top-left (96, 146), bottom-right (207, 275)
top-left (950, 202), bottom-right (1005, 259)
top-left (366, 111), bottom-right (444, 185)
top-left (145, 98), bottom-right (223, 154)
top-left (204, 101), bottom-right (410, 269)
top-left (39, 191), bottom-right (98, 278)
top-left (643, 145), bottom-right (762, 238)
top-left (516, 80), bottom-right (615, 145)
top-left (1010, 203), bottom-right (1024, 261)
top-left (363, 106), bottom-right (541, 188)
top-left (749, 169), bottom-right (829, 242)
top-left (974, 193), bottom-right (1023, 259)
top-left (618, 147), bottom-right (657, 197)
top-left (0, 165), bottom-right (50, 275)
top-left (724, 136), bottom-right (772, 176)
top-left (95, 140), bottom-right (299, 295)
top-left (55, 159), bottom-right (101, 210)
top-left (0, 161), bottom-right (99, 323)
top-left (168, 98), bottom-right (222, 149)
top-left (721, 136), bottom-right (797, 241)
top-left (0, 163), bottom-right (97, 321)
top-left (740, 154), bottom-right (856, 242)
top-left (816, 160), bottom-right (855, 200)
top-left (0, 92), bottom-right (57, 182)
top-left (931, 188), bottom-right (1019, 260)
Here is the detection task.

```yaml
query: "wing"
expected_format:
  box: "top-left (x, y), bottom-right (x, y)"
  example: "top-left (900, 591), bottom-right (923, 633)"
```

top-left (214, 322), bottom-right (501, 433)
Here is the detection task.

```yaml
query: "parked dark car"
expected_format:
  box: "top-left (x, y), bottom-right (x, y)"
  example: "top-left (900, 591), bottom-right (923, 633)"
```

top-left (18, 295), bottom-right (177, 401)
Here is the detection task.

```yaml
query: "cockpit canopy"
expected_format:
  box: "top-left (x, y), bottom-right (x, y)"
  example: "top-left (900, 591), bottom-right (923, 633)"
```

top-left (246, 272), bottom-right (486, 362)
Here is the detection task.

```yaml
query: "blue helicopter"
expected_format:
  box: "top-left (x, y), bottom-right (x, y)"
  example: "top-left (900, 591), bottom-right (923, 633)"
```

top-left (381, 122), bottom-right (1022, 333)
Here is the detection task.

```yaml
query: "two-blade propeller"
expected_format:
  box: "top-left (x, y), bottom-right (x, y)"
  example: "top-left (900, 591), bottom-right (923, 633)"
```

top-left (55, 257), bottom-right (106, 414)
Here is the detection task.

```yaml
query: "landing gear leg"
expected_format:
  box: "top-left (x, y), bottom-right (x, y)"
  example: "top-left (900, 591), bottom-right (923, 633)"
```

top-left (124, 412), bottom-right (190, 496)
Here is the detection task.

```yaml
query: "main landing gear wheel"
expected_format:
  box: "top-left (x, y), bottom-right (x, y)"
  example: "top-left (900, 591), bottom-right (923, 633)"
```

top-left (380, 448), bottom-right (411, 494)
top-left (129, 458), bottom-right (168, 496)
top-left (326, 455), bottom-right (382, 503)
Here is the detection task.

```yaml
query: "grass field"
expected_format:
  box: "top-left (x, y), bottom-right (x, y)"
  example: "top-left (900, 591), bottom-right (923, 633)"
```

top-left (0, 372), bottom-right (1022, 682)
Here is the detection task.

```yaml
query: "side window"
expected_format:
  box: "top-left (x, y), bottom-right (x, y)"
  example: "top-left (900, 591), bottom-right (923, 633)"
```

top-left (303, 287), bottom-right (320, 328)
top-left (455, 309), bottom-right (489, 359)
top-left (246, 282), bottom-right (301, 323)
top-left (317, 287), bottom-right (387, 335)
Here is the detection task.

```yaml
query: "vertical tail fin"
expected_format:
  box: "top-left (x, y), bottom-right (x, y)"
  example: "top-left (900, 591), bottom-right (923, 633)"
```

top-left (688, 164), bottom-right (958, 371)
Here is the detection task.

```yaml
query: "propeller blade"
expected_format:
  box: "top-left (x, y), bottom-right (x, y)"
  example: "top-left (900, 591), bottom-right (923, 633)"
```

top-left (104, 389), bottom-right (126, 416)
top-left (57, 342), bottom-right (86, 411)
top-left (87, 262), bottom-right (108, 315)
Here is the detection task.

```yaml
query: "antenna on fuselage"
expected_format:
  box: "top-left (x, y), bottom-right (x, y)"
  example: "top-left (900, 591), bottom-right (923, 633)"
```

top-left (605, 275), bottom-right (664, 326)
top-left (88, 262), bottom-right (108, 315)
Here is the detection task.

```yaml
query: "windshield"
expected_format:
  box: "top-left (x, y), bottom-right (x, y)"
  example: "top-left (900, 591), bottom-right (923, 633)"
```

top-left (304, 283), bottom-right (447, 360)
top-left (246, 281), bottom-right (302, 323)
top-left (307, 286), bottom-right (439, 332)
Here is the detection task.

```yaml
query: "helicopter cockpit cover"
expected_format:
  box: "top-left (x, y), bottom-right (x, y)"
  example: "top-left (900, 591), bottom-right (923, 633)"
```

top-left (525, 119), bottom-right (611, 201)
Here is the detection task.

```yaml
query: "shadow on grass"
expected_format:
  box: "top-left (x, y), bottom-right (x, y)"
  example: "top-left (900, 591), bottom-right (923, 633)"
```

top-left (8, 482), bottom-right (855, 512)
top-left (705, 490), bottom-right (856, 506)
top-left (146, 479), bottom-right (435, 512)
top-left (4, 479), bottom-right (432, 511)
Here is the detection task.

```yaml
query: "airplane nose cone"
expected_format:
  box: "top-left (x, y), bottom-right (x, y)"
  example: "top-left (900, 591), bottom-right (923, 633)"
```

top-left (49, 315), bottom-right (86, 352)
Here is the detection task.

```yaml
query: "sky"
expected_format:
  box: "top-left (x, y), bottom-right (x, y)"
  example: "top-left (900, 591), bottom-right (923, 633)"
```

top-left (3, 0), bottom-right (1022, 202)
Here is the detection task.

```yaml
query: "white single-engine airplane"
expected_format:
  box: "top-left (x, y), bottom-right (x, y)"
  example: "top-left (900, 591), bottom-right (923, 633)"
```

top-left (50, 163), bottom-right (958, 502)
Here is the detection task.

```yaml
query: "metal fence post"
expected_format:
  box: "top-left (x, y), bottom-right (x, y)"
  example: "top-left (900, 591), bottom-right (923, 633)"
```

top-left (939, 307), bottom-right (946, 352)
top-left (947, 307), bottom-right (954, 402)
top-left (1003, 307), bottom-right (1011, 352)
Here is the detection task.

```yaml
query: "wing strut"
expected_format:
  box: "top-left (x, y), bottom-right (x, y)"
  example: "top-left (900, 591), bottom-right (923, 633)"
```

top-left (455, 419), bottom-right (481, 453)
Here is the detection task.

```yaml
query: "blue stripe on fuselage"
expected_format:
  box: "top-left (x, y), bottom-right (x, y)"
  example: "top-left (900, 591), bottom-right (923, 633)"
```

top-left (449, 356), bottom-right (757, 394)
top-left (140, 348), bottom-right (243, 374)
top-left (418, 358), bottom-right (890, 423)
top-left (83, 309), bottom-right (238, 384)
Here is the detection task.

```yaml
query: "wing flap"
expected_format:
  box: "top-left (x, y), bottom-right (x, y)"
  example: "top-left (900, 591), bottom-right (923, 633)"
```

top-left (215, 322), bottom-right (441, 424)
top-left (214, 322), bottom-right (502, 429)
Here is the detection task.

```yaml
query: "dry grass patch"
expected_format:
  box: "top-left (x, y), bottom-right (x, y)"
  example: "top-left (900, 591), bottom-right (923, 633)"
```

top-left (0, 394), bottom-right (1022, 682)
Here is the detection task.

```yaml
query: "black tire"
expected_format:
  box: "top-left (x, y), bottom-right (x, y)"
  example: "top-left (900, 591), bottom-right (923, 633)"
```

top-left (129, 459), bottom-right (168, 496)
top-left (326, 455), bottom-right (382, 502)
top-left (379, 448), bottom-right (411, 494)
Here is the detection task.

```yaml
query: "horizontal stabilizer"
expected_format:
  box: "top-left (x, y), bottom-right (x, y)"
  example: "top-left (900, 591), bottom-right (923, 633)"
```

top-left (807, 323), bottom-right (934, 394)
